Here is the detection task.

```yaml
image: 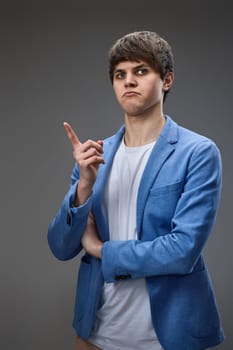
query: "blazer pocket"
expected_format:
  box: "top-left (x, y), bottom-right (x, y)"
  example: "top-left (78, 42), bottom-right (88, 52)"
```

top-left (150, 181), bottom-right (183, 197)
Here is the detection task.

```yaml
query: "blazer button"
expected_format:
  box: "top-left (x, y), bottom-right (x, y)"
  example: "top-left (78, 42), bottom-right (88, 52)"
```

top-left (115, 274), bottom-right (132, 281)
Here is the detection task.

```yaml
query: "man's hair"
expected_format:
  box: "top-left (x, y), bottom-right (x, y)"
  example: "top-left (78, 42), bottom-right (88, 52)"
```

top-left (108, 31), bottom-right (174, 101)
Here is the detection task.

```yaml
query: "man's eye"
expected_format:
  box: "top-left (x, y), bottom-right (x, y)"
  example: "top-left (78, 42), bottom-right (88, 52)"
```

top-left (115, 72), bottom-right (125, 79)
top-left (136, 68), bottom-right (147, 75)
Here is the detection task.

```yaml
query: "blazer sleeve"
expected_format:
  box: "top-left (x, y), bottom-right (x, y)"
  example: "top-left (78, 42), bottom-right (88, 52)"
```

top-left (47, 164), bottom-right (92, 261)
top-left (101, 140), bottom-right (222, 282)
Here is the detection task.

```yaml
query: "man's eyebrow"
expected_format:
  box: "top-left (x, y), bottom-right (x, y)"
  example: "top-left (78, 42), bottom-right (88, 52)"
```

top-left (113, 68), bottom-right (124, 74)
top-left (134, 63), bottom-right (149, 69)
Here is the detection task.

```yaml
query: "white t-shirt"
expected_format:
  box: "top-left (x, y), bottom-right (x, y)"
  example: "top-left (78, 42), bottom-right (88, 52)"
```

top-left (89, 139), bottom-right (164, 350)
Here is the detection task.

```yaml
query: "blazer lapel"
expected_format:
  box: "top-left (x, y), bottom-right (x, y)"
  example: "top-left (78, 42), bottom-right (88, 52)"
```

top-left (137, 116), bottom-right (178, 239)
top-left (92, 126), bottom-right (125, 242)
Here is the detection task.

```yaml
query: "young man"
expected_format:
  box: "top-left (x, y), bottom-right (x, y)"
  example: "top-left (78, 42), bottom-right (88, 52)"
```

top-left (48, 31), bottom-right (224, 350)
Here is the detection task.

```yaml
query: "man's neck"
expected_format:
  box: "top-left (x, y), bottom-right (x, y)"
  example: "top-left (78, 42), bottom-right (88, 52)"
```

top-left (124, 113), bottom-right (165, 147)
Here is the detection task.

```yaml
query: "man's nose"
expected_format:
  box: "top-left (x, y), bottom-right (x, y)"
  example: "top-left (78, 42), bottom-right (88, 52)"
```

top-left (124, 73), bottom-right (137, 87)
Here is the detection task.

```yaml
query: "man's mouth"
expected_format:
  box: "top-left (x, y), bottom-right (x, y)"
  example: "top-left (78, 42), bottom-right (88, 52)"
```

top-left (122, 91), bottom-right (140, 97)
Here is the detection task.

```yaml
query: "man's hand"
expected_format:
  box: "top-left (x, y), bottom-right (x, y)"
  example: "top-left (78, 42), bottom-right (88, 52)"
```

top-left (81, 213), bottom-right (103, 259)
top-left (63, 122), bottom-right (105, 206)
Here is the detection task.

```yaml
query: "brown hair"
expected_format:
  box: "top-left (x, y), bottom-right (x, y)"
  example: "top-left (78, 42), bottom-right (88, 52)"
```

top-left (108, 31), bottom-right (174, 101)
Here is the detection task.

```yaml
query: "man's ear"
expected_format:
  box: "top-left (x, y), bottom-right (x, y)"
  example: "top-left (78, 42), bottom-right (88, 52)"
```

top-left (163, 72), bottom-right (174, 92)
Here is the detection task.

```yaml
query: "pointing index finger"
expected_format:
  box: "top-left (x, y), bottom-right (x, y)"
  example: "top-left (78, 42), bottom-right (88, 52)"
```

top-left (63, 122), bottom-right (81, 148)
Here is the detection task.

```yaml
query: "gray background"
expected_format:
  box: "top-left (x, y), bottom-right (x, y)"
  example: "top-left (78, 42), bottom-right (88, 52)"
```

top-left (1, 1), bottom-right (232, 349)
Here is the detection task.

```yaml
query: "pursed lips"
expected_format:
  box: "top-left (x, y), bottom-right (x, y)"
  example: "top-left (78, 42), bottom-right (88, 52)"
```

top-left (122, 91), bottom-right (140, 97)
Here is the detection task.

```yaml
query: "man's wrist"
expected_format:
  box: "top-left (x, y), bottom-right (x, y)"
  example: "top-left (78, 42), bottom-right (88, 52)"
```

top-left (74, 181), bottom-right (93, 207)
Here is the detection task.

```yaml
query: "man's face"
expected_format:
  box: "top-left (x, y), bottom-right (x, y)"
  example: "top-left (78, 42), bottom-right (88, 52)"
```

top-left (112, 60), bottom-right (167, 117)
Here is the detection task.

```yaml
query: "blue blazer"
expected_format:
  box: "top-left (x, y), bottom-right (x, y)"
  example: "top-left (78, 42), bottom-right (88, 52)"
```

top-left (48, 116), bottom-right (224, 350)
